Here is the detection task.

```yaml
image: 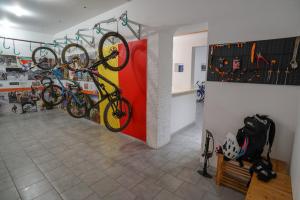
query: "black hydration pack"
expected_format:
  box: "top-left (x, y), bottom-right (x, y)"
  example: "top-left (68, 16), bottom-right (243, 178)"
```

top-left (236, 114), bottom-right (275, 163)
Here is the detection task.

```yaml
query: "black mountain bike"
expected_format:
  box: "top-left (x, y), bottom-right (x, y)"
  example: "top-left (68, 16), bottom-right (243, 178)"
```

top-left (62, 32), bottom-right (132, 132)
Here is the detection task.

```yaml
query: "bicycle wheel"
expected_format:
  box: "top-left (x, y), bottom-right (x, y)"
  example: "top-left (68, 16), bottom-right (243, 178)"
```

top-left (98, 32), bottom-right (130, 71)
top-left (66, 93), bottom-right (88, 118)
top-left (61, 43), bottom-right (89, 71)
top-left (22, 103), bottom-right (33, 113)
top-left (32, 47), bottom-right (58, 70)
top-left (41, 85), bottom-right (64, 106)
top-left (103, 97), bottom-right (132, 132)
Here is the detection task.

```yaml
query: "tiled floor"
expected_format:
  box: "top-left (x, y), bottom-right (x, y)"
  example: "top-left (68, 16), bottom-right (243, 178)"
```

top-left (0, 103), bottom-right (244, 200)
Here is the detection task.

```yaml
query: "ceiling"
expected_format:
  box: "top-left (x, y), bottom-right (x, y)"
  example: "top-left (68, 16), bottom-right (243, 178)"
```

top-left (0, 0), bottom-right (129, 34)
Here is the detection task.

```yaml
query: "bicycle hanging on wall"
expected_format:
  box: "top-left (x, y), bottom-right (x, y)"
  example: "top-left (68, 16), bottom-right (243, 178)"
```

top-left (61, 31), bottom-right (132, 132)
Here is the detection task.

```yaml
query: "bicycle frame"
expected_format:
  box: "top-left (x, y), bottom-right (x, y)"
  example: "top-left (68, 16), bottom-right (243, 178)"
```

top-left (86, 68), bottom-right (120, 110)
top-left (51, 68), bottom-right (84, 105)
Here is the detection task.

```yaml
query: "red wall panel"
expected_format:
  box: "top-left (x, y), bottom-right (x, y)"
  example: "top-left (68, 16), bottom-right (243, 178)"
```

top-left (118, 39), bottom-right (147, 142)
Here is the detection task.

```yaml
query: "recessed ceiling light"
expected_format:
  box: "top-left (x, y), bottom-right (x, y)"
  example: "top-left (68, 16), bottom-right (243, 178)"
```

top-left (0, 18), bottom-right (17, 27)
top-left (3, 4), bottom-right (33, 17)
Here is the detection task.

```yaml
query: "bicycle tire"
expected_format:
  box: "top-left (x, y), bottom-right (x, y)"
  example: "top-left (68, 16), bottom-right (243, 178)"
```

top-left (61, 43), bottom-right (89, 71)
top-left (32, 47), bottom-right (58, 70)
top-left (98, 32), bottom-right (130, 71)
top-left (103, 97), bottom-right (132, 132)
top-left (22, 103), bottom-right (33, 113)
top-left (66, 93), bottom-right (88, 118)
top-left (41, 85), bottom-right (63, 106)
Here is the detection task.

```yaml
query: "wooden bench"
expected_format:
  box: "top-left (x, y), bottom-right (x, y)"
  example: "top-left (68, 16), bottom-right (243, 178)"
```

top-left (215, 154), bottom-right (293, 199)
top-left (246, 172), bottom-right (293, 200)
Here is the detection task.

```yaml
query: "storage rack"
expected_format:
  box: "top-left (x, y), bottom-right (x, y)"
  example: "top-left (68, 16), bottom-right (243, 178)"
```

top-left (0, 11), bottom-right (143, 56)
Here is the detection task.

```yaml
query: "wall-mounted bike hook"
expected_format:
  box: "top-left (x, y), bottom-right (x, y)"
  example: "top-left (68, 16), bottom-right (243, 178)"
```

top-left (29, 42), bottom-right (33, 52)
top-left (3, 38), bottom-right (10, 49)
top-left (13, 40), bottom-right (21, 56)
top-left (64, 35), bottom-right (78, 44)
top-left (120, 11), bottom-right (128, 26)
top-left (76, 28), bottom-right (95, 48)
top-left (93, 11), bottom-right (143, 40)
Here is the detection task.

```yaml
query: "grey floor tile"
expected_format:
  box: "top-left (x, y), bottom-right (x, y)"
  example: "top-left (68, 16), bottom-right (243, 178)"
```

top-left (33, 189), bottom-right (62, 200)
top-left (44, 166), bottom-right (72, 182)
top-left (90, 177), bottom-right (120, 198)
top-left (103, 186), bottom-right (136, 200)
top-left (61, 182), bottom-right (94, 200)
top-left (19, 180), bottom-right (53, 200)
top-left (104, 164), bottom-right (129, 179)
top-left (116, 171), bottom-right (144, 189)
top-left (142, 165), bottom-right (165, 181)
top-left (130, 178), bottom-right (163, 200)
top-left (9, 164), bottom-right (40, 179)
top-left (154, 190), bottom-right (183, 200)
top-left (14, 170), bottom-right (45, 189)
top-left (0, 167), bottom-right (10, 180)
top-left (70, 161), bottom-right (97, 176)
top-left (155, 173), bottom-right (183, 192)
top-left (0, 176), bottom-right (14, 192)
top-left (51, 174), bottom-right (81, 194)
top-left (160, 161), bottom-right (183, 177)
top-left (218, 187), bottom-right (244, 200)
top-left (0, 186), bottom-right (20, 200)
top-left (175, 182), bottom-right (206, 200)
top-left (79, 169), bottom-right (107, 186)
top-left (85, 193), bottom-right (102, 200)
top-left (176, 168), bottom-right (201, 185)
top-left (37, 159), bottom-right (63, 173)
top-left (33, 153), bottom-right (56, 165)
top-left (202, 193), bottom-right (222, 200)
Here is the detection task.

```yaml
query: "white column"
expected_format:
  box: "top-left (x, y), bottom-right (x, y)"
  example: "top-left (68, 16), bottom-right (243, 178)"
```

top-left (146, 28), bottom-right (175, 148)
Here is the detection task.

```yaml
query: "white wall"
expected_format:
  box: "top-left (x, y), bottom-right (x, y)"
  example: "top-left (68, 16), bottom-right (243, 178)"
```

top-left (0, 26), bottom-right (53, 57)
top-left (202, 0), bottom-right (300, 168)
top-left (170, 92), bottom-right (196, 134)
top-left (193, 46), bottom-right (208, 85)
top-left (52, 0), bottom-right (300, 154)
top-left (204, 82), bottom-right (300, 166)
top-left (172, 32), bottom-right (207, 92)
top-left (291, 102), bottom-right (300, 200)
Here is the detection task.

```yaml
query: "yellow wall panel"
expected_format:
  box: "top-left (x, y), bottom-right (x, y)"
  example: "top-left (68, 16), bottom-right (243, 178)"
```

top-left (98, 45), bottom-right (120, 128)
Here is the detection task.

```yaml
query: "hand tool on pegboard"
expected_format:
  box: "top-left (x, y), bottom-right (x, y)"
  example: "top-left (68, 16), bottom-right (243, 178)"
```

top-left (267, 59), bottom-right (277, 83)
top-left (237, 43), bottom-right (244, 48)
top-left (251, 43), bottom-right (256, 64)
top-left (253, 52), bottom-right (269, 81)
top-left (284, 66), bottom-right (290, 85)
top-left (290, 37), bottom-right (300, 69)
top-left (256, 52), bottom-right (270, 66)
top-left (275, 64), bottom-right (281, 84)
top-left (208, 46), bottom-right (214, 75)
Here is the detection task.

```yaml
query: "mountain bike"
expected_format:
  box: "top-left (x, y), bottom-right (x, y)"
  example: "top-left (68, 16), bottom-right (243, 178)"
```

top-left (61, 32), bottom-right (132, 132)
top-left (65, 67), bottom-right (132, 132)
top-left (32, 47), bottom-right (85, 109)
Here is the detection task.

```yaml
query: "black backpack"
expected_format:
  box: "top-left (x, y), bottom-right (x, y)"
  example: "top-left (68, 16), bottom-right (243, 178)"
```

top-left (236, 114), bottom-right (275, 162)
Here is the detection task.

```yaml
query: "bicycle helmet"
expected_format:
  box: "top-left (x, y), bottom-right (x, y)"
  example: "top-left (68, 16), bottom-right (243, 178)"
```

top-left (222, 132), bottom-right (241, 160)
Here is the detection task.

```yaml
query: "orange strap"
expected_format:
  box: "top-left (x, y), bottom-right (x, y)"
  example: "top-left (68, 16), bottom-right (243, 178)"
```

top-left (251, 43), bottom-right (256, 64)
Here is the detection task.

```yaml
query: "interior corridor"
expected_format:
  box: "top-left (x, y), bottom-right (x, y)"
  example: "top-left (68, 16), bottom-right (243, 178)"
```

top-left (0, 108), bottom-right (243, 200)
